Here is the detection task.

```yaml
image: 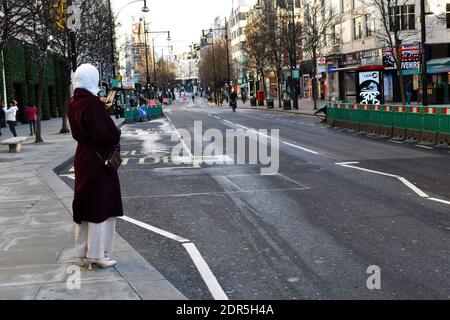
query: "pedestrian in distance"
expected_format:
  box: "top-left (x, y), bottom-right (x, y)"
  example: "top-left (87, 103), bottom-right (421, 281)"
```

top-left (406, 80), bottom-right (413, 105)
top-left (230, 90), bottom-right (238, 112)
top-left (25, 103), bottom-right (38, 136)
top-left (3, 99), bottom-right (19, 137)
top-left (67, 64), bottom-right (123, 270)
top-left (0, 98), bottom-right (4, 136)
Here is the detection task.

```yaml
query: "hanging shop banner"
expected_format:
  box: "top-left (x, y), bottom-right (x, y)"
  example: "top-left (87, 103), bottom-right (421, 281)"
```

top-left (360, 49), bottom-right (382, 67)
top-left (382, 45), bottom-right (421, 71)
top-left (357, 71), bottom-right (383, 105)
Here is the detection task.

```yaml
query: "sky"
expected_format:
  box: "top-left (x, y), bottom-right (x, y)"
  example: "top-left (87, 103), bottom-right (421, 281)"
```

top-left (112, 0), bottom-right (234, 53)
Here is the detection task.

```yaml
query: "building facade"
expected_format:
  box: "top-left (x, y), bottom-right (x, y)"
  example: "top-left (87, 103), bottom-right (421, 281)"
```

top-left (321, 0), bottom-right (450, 104)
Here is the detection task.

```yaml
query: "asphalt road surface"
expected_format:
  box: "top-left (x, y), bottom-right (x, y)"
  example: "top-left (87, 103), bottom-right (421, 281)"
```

top-left (57, 99), bottom-right (450, 300)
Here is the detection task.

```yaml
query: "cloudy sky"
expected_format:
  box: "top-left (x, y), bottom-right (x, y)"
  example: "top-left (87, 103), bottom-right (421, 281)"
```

top-left (112, 0), bottom-right (234, 53)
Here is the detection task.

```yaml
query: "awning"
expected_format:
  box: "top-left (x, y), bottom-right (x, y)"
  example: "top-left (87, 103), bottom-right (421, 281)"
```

top-left (427, 57), bottom-right (450, 74)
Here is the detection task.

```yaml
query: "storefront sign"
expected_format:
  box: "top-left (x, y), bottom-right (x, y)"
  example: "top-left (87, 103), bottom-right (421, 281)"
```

top-left (382, 45), bottom-right (421, 71)
top-left (342, 52), bottom-right (361, 66)
top-left (360, 49), bottom-right (382, 67)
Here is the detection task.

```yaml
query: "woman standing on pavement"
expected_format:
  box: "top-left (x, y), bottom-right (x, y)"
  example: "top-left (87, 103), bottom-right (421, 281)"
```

top-left (3, 99), bottom-right (18, 137)
top-left (25, 103), bottom-right (38, 136)
top-left (68, 64), bottom-right (123, 269)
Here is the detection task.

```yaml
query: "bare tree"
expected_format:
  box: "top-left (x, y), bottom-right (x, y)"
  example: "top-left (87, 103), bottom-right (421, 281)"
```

top-left (154, 57), bottom-right (177, 88)
top-left (244, 10), bottom-right (272, 103)
top-left (52, 0), bottom-right (117, 134)
top-left (300, 0), bottom-right (337, 109)
top-left (199, 41), bottom-right (231, 97)
top-left (0, 0), bottom-right (32, 52)
top-left (364, 0), bottom-right (420, 104)
top-left (22, 0), bottom-right (65, 143)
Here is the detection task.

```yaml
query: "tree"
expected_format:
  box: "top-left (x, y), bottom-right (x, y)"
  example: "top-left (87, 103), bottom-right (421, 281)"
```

top-left (52, 0), bottom-right (117, 134)
top-left (154, 56), bottom-right (177, 89)
top-left (364, 0), bottom-right (420, 105)
top-left (244, 9), bottom-right (272, 103)
top-left (300, 0), bottom-right (337, 109)
top-left (0, 0), bottom-right (31, 52)
top-left (22, 0), bottom-right (65, 143)
top-left (199, 41), bottom-right (231, 99)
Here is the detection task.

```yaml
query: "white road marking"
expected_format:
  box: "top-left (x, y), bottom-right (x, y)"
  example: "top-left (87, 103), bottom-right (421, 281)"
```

top-left (335, 162), bottom-right (450, 205)
top-left (223, 119), bottom-right (233, 124)
top-left (213, 116), bottom-right (221, 120)
top-left (336, 162), bottom-right (399, 178)
top-left (388, 140), bottom-right (403, 144)
top-left (119, 215), bottom-right (229, 300)
top-left (283, 142), bottom-right (319, 155)
top-left (183, 243), bottom-right (229, 300)
top-left (234, 123), bottom-right (249, 130)
top-left (416, 145), bottom-right (433, 150)
top-left (428, 198), bottom-right (450, 205)
top-left (120, 216), bottom-right (190, 243)
top-left (397, 177), bottom-right (429, 198)
top-left (60, 174), bottom-right (75, 180)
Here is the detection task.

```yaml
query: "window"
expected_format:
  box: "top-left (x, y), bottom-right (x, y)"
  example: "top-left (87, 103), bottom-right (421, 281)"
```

top-left (331, 24), bottom-right (341, 44)
top-left (447, 3), bottom-right (450, 28)
top-left (365, 15), bottom-right (375, 37)
top-left (353, 16), bottom-right (363, 40)
top-left (389, 5), bottom-right (415, 31)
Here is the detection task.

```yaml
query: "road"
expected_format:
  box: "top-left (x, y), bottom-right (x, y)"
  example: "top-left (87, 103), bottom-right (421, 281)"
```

top-left (57, 99), bottom-right (450, 300)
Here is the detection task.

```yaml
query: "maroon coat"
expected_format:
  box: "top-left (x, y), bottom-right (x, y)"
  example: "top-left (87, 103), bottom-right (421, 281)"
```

top-left (68, 88), bottom-right (123, 224)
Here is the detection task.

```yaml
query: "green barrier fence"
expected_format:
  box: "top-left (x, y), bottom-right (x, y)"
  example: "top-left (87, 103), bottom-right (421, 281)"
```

top-left (327, 102), bottom-right (449, 146)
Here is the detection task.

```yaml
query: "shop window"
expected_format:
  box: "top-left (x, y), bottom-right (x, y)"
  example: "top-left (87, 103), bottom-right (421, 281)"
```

top-left (353, 16), bottom-right (363, 40)
top-left (447, 4), bottom-right (450, 28)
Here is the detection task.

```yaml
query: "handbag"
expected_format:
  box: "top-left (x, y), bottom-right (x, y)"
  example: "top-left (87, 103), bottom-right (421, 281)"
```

top-left (95, 149), bottom-right (122, 172)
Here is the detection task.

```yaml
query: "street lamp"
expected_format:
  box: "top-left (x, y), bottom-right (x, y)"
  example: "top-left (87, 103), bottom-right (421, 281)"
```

top-left (290, 0), bottom-right (298, 110)
top-left (108, 0), bottom-right (150, 82)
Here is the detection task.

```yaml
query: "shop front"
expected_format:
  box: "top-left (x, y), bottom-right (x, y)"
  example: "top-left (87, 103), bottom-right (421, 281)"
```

top-left (425, 57), bottom-right (450, 104)
top-left (382, 45), bottom-right (421, 103)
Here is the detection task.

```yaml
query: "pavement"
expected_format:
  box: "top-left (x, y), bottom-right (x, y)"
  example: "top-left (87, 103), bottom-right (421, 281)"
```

top-left (52, 98), bottom-right (449, 300)
top-left (0, 117), bottom-right (186, 300)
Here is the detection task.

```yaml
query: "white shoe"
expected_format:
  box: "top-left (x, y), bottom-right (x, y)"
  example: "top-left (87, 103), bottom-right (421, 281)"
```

top-left (83, 258), bottom-right (117, 270)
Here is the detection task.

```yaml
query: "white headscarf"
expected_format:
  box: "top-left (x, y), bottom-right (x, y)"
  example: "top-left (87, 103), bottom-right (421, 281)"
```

top-left (73, 64), bottom-right (101, 95)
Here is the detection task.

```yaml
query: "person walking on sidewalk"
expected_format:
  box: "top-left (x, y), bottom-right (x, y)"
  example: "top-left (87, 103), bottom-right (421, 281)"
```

top-left (25, 103), bottom-right (38, 136)
top-left (68, 64), bottom-right (123, 269)
top-left (3, 99), bottom-right (18, 137)
top-left (0, 99), bottom-right (4, 136)
top-left (230, 89), bottom-right (238, 112)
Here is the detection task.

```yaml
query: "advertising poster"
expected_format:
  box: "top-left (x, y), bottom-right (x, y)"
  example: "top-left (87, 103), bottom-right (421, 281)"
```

top-left (357, 71), bottom-right (382, 105)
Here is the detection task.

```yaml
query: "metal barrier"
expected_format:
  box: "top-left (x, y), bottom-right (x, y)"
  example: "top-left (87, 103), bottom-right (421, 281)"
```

top-left (124, 104), bottom-right (164, 123)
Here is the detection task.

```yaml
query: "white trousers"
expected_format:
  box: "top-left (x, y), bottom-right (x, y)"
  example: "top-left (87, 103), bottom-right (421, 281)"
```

top-left (75, 217), bottom-right (117, 260)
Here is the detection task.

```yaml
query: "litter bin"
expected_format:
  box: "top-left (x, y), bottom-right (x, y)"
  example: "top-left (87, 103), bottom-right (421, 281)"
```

top-left (257, 90), bottom-right (264, 106)
top-left (283, 99), bottom-right (291, 110)
top-left (250, 97), bottom-right (257, 106)
top-left (266, 97), bottom-right (274, 108)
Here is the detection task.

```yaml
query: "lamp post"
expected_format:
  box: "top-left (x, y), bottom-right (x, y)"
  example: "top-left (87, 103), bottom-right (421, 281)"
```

top-left (420, 0), bottom-right (428, 106)
top-left (141, 31), bottom-right (171, 97)
top-left (109, 0), bottom-right (150, 82)
top-left (138, 18), bottom-right (151, 97)
top-left (290, 0), bottom-right (298, 109)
